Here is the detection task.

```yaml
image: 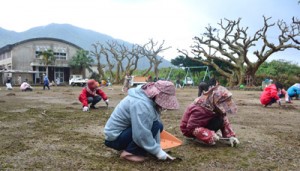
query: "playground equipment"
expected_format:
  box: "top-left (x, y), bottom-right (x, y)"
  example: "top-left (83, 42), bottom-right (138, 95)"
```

top-left (183, 66), bottom-right (209, 87)
top-left (166, 66), bottom-right (209, 87)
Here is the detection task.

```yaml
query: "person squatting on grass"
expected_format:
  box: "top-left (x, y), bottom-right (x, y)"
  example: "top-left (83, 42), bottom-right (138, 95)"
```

top-left (20, 80), bottom-right (33, 91)
top-left (78, 79), bottom-right (109, 112)
top-left (180, 85), bottom-right (240, 147)
top-left (287, 83), bottom-right (300, 102)
top-left (104, 81), bottom-right (179, 162)
top-left (260, 82), bottom-right (288, 106)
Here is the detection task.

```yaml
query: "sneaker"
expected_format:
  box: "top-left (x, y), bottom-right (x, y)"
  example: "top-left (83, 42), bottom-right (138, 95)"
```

top-left (120, 151), bottom-right (145, 162)
top-left (90, 105), bottom-right (98, 109)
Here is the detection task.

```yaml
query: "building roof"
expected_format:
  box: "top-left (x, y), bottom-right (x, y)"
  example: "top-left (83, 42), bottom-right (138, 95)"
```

top-left (0, 37), bottom-right (83, 54)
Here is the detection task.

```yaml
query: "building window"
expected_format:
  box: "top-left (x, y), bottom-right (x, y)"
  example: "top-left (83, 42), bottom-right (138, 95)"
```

top-left (54, 52), bottom-right (66, 60)
top-left (35, 51), bottom-right (42, 58)
top-left (55, 67), bottom-right (64, 82)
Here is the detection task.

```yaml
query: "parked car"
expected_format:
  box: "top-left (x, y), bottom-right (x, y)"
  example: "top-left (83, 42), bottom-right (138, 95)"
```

top-left (69, 75), bottom-right (88, 87)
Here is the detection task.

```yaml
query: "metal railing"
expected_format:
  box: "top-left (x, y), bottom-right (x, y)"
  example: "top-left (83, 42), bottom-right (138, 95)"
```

top-left (30, 59), bottom-right (69, 67)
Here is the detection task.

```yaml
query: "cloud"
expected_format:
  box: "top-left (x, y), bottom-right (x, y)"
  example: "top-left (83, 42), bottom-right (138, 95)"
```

top-left (0, 0), bottom-right (299, 62)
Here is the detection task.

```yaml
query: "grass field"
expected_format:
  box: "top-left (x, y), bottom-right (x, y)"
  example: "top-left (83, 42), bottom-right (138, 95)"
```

top-left (0, 85), bottom-right (299, 170)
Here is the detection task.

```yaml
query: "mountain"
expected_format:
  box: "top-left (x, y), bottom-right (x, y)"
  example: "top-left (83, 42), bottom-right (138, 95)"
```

top-left (0, 24), bottom-right (172, 69)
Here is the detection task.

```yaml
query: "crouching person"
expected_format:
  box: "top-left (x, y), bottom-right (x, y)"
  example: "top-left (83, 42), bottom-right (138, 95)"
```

top-left (260, 82), bottom-right (285, 107)
top-left (79, 79), bottom-right (109, 112)
top-left (287, 83), bottom-right (300, 101)
top-left (180, 85), bottom-right (239, 147)
top-left (104, 81), bottom-right (179, 162)
top-left (20, 80), bottom-right (33, 91)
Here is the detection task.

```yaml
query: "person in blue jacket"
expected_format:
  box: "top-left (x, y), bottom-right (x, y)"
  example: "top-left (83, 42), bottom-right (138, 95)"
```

top-left (104, 80), bottom-right (179, 162)
top-left (287, 83), bottom-right (300, 102)
top-left (43, 74), bottom-right (50, 90)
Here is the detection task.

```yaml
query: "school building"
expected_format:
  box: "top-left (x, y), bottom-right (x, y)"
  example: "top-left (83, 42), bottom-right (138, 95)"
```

top-left (0, 37), bottom-right (83, 85)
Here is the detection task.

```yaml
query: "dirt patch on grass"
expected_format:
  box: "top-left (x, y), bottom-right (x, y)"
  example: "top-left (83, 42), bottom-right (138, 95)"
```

top-left (0, 86), bottom-right (299, 170)
top-left (6, 93), bottom-right (16, 96)
top-left (7, 109), bottom-right (29, 113)
top-left (71, 102), bottom-right (80, 105)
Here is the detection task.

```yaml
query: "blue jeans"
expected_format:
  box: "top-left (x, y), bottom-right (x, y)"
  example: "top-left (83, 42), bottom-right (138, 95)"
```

top-left (43, 83), bottom-right (50, 90)
top-left (87, 96), bottom-right (101, 106)
top-left (105, 121), bottom-right (163, 156)
top-left (267, 98), bottom-right (277, 105)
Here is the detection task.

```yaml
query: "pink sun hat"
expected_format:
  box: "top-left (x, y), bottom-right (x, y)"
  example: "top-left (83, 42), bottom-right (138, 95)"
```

top-left (142, 80), bottom-right (179, 110)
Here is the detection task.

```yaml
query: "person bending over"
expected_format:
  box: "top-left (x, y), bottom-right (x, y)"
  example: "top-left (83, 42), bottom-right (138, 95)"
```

top-left (79, 79), bottom-right (109, 112)
top-left (181, 85), bottom-right (240, 147)
top-left (104, 81), bottom-right (179, 162)
top-left (260, 82), bottom-right (286, 107)
top-left (287, 83), bottom-right (300, 102)
top-left (20, 80), bottom-right (33, 91)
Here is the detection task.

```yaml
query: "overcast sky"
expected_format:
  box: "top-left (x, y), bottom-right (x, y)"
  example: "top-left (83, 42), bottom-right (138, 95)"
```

top-left (0, 0), bottom-right (299, 62)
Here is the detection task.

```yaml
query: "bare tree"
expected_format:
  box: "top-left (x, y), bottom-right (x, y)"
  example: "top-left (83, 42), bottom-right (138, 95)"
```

top-left (103, 41), bottom-right (142, 83)
top-left (105, 41), bottom-right (126, 83)
top-left (291, 17), bottom-right (300, 44)
top-left (141, 39), bottom-right (171, 79)
top-left (125, 44), bottom-right (142, 75)
top-left (99, 43), bottom-right (115, 81)
top-left (90, 42), bottom-right (106, 80)
top-left (179, 17), bottom-right (300, 86)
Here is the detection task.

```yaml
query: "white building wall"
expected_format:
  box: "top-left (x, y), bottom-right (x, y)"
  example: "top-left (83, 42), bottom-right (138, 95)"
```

top-left (11, 40), bottom-right (79, 70)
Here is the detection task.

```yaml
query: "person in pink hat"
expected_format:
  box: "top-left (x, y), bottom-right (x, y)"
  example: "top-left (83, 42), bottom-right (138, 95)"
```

top-left (104, 80), bottom-right (179, 162)
top-left (180, 85), bottom-right (240, 147)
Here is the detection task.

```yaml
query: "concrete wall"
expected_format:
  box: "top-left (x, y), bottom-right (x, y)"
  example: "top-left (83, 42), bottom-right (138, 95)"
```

top-left (11, 40), bottom-right (79, 71)
top-left (0, 51), bottom-right (12, 70)
top-left (0, 39), bottom-right (81, 85)
top-left (11, 73), bottom-right (33, 85)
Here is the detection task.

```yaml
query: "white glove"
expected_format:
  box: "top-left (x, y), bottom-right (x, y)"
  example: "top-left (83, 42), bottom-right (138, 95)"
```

top-left (105, 99), bottom-right (109, 105)
top-left (229, 137), bottom-right (240, 147)
top-left (82, 106), bottom-right (89, 112)
top-left (156, 149), bottom-right (167, 160)
top-left (213, 133), bottom-right (220, 142)
top-left (156, 149), bottom-right (175, 160)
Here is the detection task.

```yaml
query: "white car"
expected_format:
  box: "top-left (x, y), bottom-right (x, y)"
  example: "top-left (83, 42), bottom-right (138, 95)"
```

top-left (69, 75), bottom-right (88, 87)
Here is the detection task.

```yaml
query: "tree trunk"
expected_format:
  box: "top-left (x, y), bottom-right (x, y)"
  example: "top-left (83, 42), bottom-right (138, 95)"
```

top-left (245, 65), bottom-right (260, 86)
top-left (115, 62), bottom-right (121, 84)
top-left (142, 61), bottom-right (153, 77)
top-left (154, 62), bottom-right (159, 79)
top-left (46, 65), bottom-right (49, 76)
top-left (96, 57), bottom-right (106, 80)
top-left (97, 66), bottom-right (105, 80)
top-left (228, 75), bottom-right (236, 87)
top-left (236, 69), bottom-right (244, 86)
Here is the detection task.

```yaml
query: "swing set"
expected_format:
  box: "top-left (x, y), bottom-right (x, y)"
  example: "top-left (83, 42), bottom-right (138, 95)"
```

top-left (165, 66), bottom-right (210, 87)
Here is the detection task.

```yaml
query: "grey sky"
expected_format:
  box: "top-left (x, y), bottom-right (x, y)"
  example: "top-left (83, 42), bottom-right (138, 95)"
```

top-left (0, 0), bottom-right (299, 62)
